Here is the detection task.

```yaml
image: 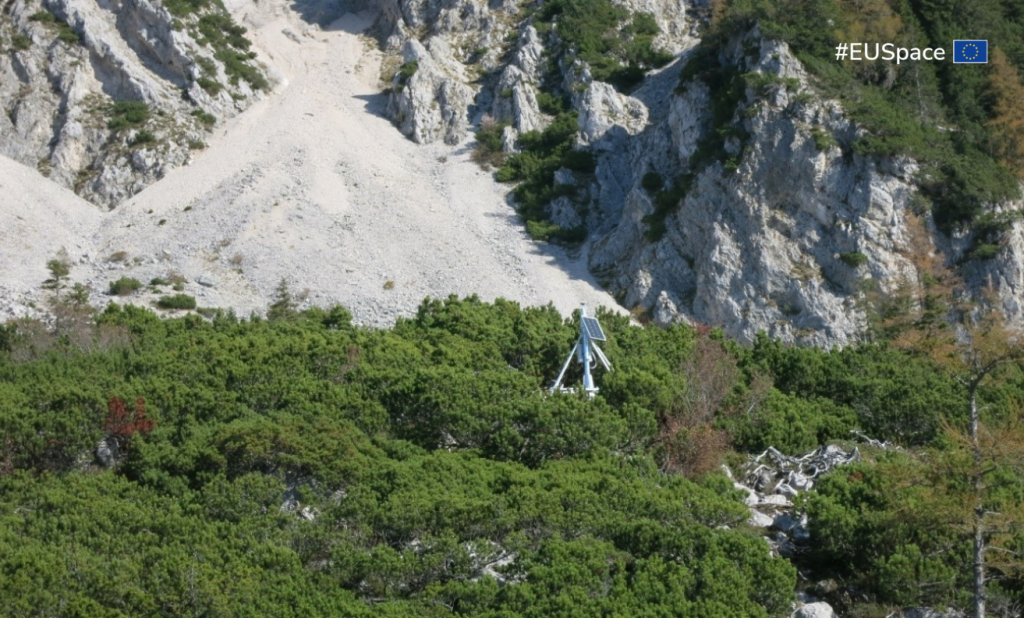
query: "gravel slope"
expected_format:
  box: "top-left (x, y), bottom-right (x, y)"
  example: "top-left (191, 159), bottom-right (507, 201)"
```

top-left (1, 1), bottom-right (619, 324)
top-left (0, 155), bottom-right (101, 321)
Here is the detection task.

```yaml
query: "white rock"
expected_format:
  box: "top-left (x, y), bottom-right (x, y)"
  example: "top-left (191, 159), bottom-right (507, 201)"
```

top-left (790, 602), bottom-right (837, 618)
top-left (747, 510), bottom-right (774, 528)
top-left (760, 494), bottom-right (792, 508)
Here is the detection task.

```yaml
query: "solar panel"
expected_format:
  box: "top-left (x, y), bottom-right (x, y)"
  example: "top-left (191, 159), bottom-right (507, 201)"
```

top-left (581, 316), bottom-right (606, 341)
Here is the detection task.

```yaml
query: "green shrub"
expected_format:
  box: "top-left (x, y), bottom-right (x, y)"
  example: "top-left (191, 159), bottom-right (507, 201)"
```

top-left (29, 10), bottom-right (55, 23)
top-left (108, 277), bottom-right (143, 296)
top-left (191, 109), bottom-right (217, 127)
top-left (130, 130), bottom-right (156, 146)
top-left (397, 61), bottom-right (419, 85)
top-left (196, 77), bottom-right (222, 95)
top-left (107, 101), bottom-right (150, 131)
top-left (149, 277), bottom-right (169, 286)
top-left (156, 294), bottom-right (196, 310)
top-left (57, 23), bottom-right (79, 44)
top-left (535, 91), bottom-right (567, 115)
top-left (839, 251), bottom-right (868, 268)
top-left (641, 171), bottom-right (665, 193)
top-left (642, 174), bottom-right (694, 242)
top-left (163, 0), bottom-right (209, 17)
top-left (969, 243), bottom-right (1002, 260)
top-left (811, 127), bottom-right (838, 151)
top-left (214, 49), bottom-right (268, 90)
top-left (472, 120), bottom-right (509, 169)
top-left (197, 12), bottom-right (250, 51)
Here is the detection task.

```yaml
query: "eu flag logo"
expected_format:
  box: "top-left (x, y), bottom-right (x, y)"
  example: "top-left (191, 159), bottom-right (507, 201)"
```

top-left (953, 40), bottom-right (988, 63)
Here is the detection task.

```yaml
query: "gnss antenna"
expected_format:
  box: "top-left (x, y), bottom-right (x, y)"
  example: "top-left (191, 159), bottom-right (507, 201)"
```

top-left (550, 304), bottom-right (611, 398)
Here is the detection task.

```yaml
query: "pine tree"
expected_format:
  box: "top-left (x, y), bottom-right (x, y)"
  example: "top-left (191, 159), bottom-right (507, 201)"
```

top-left (267, 278), bottom-right (298, 321)
top-left (987, 47), bottom-right (1024, 178)
top-left (898, 296), bottom-right (1024, 617)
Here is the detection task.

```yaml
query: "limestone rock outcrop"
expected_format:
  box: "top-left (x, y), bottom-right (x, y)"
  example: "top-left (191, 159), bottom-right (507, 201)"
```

top-left (386, 37), bottom-right (474, 145)
top-left (588, 33), bottom-right (921, 346)
top-left (0, 0), bottom-right (266, 208)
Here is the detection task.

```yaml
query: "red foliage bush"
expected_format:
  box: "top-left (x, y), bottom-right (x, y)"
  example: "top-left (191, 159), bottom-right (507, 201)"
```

top-left (104, 397), bottom-right (154, 448)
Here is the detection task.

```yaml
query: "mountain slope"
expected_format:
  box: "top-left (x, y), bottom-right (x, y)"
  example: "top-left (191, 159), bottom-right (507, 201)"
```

top-left (0, 154), bottom-right (100, 321)
top-left (0, 0), bottom-right (618, 324)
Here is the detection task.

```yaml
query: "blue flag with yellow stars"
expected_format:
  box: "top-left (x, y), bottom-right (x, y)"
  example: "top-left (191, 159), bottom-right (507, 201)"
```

top-left (953, 40), bottom-right (988, 63)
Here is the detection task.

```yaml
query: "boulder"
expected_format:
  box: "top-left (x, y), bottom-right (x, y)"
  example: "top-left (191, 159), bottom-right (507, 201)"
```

top-left (790, 602), bottom-right (837, 618)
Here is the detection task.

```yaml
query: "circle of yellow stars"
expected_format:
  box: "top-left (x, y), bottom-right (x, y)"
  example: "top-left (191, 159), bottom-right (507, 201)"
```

top-left (962, 43), bottom-right (979, 61)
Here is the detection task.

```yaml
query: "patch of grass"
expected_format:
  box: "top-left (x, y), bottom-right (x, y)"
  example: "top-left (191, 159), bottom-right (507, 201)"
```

top-left (383, 280), bottom-right (395, 290)
top-left (157, 294), bottom-right (197, 310)
top-left (168, 273), bottom-right (187, 292)
top-left (106, 251), bottom-right (129, 263)
top-left (150, 277), bottom-right (169, 286)
top-left (741, 71), bottom-right (799, 95)
top-left (108, 277), bottom-right (143, 296)
top-left (12, 34), bottom-right (32, 51)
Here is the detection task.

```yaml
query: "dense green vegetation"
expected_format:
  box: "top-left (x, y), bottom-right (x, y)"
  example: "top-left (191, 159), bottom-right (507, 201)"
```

top-left (495, 112), bottom-right (594, 242)
top-left (533, 0), bottom-right (673, 92)
top-left (5, 291), bottom-right (1024, 614)
top-left (1, 298), bottom-right (809, 616)
top-left (163, 0), bottom-right (267, 91)
top-left (681, 0), bottom-right (1024, 236)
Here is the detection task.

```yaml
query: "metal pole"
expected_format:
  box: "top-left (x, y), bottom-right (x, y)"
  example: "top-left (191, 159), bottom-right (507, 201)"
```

top-left (550, 342), bottom-right (578, 393)
top-left (580, 304), bottom-right (595, 397)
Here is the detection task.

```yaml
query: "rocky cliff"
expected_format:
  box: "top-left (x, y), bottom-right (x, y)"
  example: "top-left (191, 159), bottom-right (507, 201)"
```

top-left (588, 31), bottom-right (922, 346)
top-left (0, 0), bottom-right (266, 208)
top-left (370, 0), bottom-right (1023, 346)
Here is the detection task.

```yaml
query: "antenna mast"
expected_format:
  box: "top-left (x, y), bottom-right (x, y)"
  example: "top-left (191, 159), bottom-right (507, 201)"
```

top-left (550, 304), bottom-right (612, 398)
